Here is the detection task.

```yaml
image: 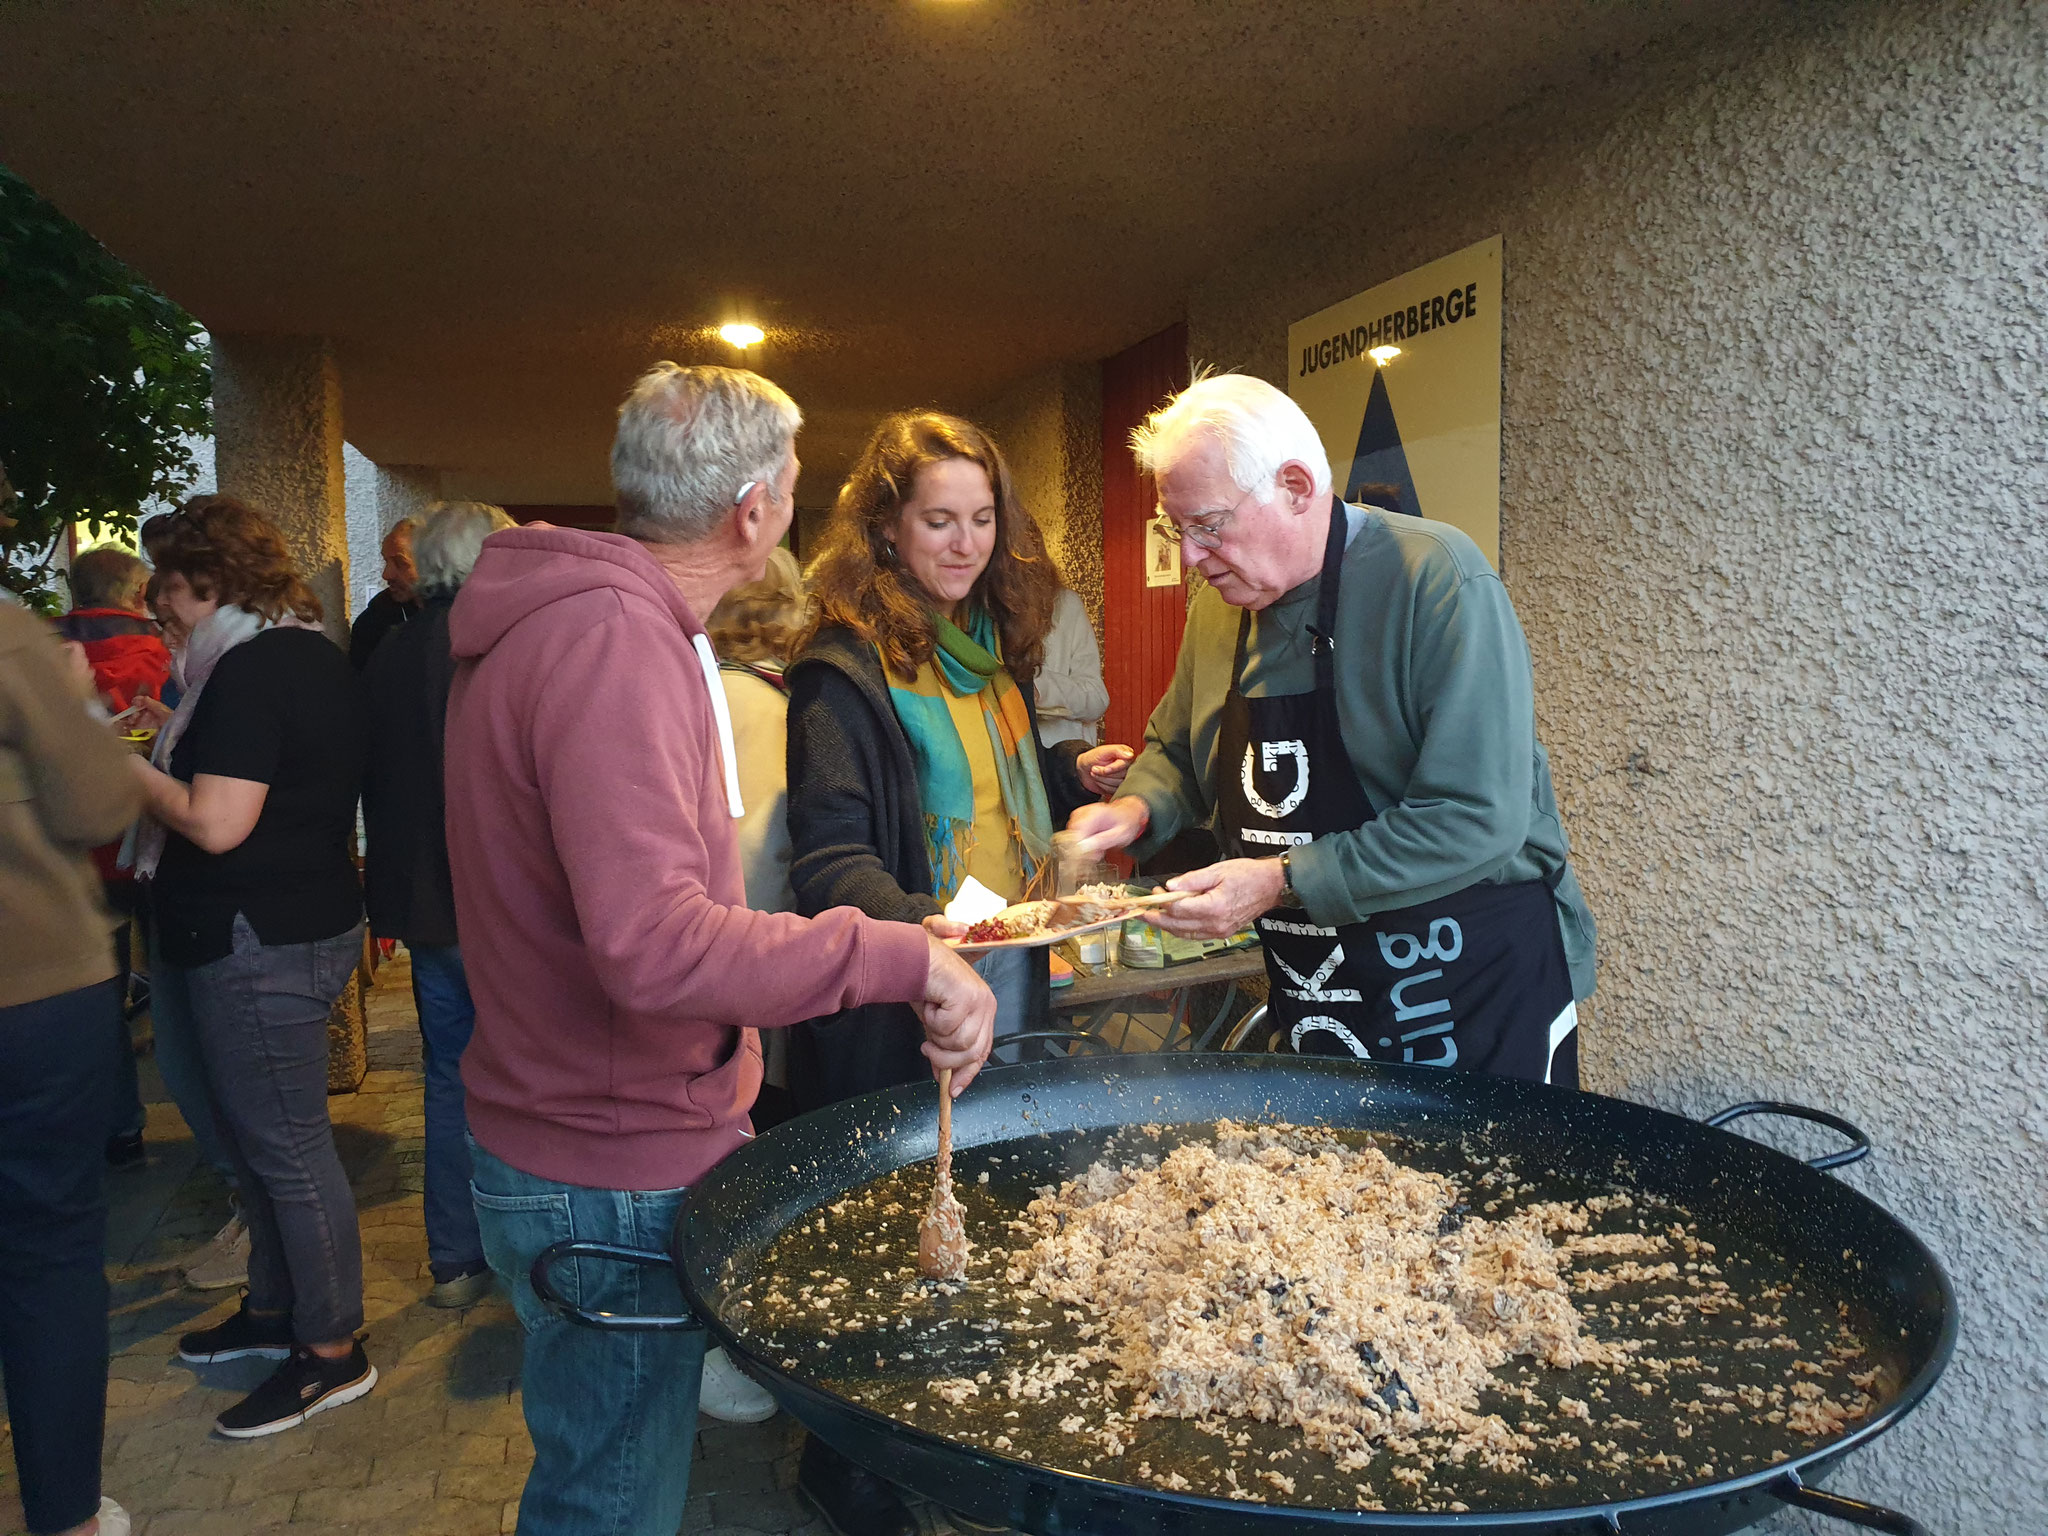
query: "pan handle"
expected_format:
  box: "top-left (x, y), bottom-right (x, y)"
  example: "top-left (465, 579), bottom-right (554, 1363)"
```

top-left (529, 1239), bottom-right (704, 1332)
top-left (1704, 1101), bottom-right (1871, 1171)
top-left (1772, 1468), bottom-right (1927, 1535)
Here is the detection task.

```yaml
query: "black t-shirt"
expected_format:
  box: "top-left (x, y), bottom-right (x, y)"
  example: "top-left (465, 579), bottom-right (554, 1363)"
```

top-left (154, 627), bottom-right (366, 966)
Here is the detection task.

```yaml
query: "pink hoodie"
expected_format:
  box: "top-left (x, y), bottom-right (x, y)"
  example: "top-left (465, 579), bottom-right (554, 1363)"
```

top-left (445, 526), bottom-right (930, 1189)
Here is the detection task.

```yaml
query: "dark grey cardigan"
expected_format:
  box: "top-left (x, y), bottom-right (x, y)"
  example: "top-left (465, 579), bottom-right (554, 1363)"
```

top-left (782, 624), bottom-right (1088, 1110)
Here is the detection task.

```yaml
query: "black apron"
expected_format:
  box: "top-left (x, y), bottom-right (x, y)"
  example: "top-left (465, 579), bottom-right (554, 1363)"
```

top-left (1215, 507), bottom-right (1577, 1084)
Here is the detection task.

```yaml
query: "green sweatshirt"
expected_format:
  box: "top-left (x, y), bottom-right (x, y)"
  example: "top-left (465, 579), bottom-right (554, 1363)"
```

top-left (1122, 505), bottom-right (1596, 1000)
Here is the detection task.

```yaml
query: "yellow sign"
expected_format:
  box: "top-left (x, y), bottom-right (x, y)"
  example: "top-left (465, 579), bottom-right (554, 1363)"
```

top-left (1287, 235), bottom-right (1502, 566)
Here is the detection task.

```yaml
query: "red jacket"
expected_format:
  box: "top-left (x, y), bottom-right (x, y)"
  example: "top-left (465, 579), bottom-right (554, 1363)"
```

top-left (444, 525), bottom-right (932, 1190)
top-left (56, 608), bottom-right (172, 712)
top-left (58, 608), bottom-right (170, 885)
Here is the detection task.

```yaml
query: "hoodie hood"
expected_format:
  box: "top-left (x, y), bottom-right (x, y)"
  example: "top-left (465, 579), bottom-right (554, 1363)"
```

top-left (449, 525), bottom-right (704, 661)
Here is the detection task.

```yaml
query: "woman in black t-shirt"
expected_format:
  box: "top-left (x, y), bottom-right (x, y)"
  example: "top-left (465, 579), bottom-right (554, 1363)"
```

top-left (128, 498), bottom-right (378, 1439)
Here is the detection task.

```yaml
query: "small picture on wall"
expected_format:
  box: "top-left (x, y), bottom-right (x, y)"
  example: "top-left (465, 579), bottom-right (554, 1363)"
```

top-left (1145, 520), bottom-right (1182, 588)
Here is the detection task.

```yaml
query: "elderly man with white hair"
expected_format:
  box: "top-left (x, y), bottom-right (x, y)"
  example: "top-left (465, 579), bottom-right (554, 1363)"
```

top-left (1069, 374), bottom-right (1595, 1083)
top-left (443, 365), bottom-right (996, 1536)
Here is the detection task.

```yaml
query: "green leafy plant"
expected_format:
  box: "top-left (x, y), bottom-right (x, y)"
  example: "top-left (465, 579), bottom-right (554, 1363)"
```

top-left (0, 165), bottom-right (212, 611)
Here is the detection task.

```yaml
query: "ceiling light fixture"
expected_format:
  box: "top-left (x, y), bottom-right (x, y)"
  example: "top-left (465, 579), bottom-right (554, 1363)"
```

top-left (1368, 345), bottom-right (1401, 365)
top-left (719, 323), bottom-right (765, 348)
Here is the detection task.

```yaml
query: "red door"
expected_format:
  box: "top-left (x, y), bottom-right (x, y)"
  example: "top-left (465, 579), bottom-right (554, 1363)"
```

top-left (1099, 323), bottom-right (1190, 752)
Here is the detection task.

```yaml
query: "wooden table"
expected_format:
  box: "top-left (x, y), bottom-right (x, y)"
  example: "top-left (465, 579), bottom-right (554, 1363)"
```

top-left (1047, 945), bottom-right (1268, 1054)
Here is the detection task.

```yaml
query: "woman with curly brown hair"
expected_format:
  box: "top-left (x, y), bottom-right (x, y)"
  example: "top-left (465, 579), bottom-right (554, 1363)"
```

top-left (125, 496), bottom-right (376, 1439)
top-left (786, 412), bottom-right (1134, 1095)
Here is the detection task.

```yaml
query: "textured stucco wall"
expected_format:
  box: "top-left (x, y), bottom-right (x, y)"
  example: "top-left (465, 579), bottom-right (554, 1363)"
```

top-left (142, 432), bottom-right (374, 620)
top-left (976, 362), bottom-right (1107, 635)
top-left (209, 333), bottom-right (366, 1086)
top-left (374, 463), bottom-right (441, 537)
top-left (212, 334), bottom-right (351, 646)
top-left (1189, 2), bottom-right (2046, 1529)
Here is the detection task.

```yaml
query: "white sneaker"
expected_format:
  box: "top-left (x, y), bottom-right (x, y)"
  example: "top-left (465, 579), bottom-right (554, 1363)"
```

top-left (96, 1496), bottom-right (134, 1536)
top-left (182, 1214), bottom-right (251, 1290)
top-left (698, 1345), bottom-right (777, 1424)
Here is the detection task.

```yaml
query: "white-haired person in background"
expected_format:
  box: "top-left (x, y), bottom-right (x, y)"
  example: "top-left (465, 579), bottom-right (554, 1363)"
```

top-left (361, 500), bottom-right (515, 1310)
top-left (441, 364), bottom-right (995, 1536)
top-left (1033, 587), bottom-right (1111, 750)
top-left (1066, 373), bottom-right (1597, 1084)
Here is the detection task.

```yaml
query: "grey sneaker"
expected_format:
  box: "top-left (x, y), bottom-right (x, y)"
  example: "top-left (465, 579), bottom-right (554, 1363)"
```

top-left (182, 1213), bottom-right (251, 1291)
top-left (426, 1267), bottom-right (494, 1310)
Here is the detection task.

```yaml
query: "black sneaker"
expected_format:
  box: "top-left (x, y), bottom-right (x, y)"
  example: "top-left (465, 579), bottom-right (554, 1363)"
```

top-left (215, 1342), bottom-right (377, 1439)
top-left (177, 1302), bottom-right (293, 1364)
top-left (106, 1132), bottom-right (146, 1169)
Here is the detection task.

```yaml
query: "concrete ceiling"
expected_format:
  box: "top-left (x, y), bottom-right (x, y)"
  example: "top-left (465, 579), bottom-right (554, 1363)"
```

top-left (0, 1), bottom-right (1758, 505)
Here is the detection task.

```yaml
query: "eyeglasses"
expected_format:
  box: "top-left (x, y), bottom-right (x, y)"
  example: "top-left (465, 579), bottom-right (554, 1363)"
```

top-left (1150, 485), bottom-right (1257, 550)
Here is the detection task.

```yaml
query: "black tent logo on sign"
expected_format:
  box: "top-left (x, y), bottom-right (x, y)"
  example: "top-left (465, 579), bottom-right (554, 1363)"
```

top-left (1347, 368), bottom-right (1421, 519)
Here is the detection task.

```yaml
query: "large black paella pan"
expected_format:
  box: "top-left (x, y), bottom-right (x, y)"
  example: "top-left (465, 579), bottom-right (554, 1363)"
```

top-left (534, 1054), bottom-right (1953, 1536)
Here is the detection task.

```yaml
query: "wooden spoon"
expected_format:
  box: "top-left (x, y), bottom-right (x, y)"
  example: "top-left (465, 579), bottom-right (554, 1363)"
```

top-left (917, 1067), bottom-right (969, 1281)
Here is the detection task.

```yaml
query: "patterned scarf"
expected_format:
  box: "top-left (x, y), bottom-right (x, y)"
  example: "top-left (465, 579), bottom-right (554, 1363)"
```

top-left (885, 606), bottom-right (1054, 903)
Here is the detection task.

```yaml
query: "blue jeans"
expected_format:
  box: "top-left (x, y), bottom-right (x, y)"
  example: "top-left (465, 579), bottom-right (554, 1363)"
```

top-left (0, 980), bottom-right (117, 1534)
top-left (148, 933), bottom-right (237, 1184)
top-left (408, 944), bottom-right (484, 1278)
top-left (469, 1139), bottom-right (705, 1536)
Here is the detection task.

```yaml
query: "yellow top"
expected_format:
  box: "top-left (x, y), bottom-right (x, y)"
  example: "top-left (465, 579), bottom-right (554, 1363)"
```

top-left (934, 662), bottom-right (1024, 903)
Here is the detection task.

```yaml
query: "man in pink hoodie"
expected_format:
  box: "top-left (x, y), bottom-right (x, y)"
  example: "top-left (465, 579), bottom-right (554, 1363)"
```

top-left (444, 364), bottom-right (994, 1536)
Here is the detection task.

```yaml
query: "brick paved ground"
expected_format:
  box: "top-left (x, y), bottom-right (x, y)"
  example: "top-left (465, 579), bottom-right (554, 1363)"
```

top-left (0, 953), bottom-right (976, 1536)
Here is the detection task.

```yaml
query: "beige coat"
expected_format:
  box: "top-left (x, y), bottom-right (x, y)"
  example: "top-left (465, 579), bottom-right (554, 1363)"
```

top-left (0, 602), bottom-right (143, 1009)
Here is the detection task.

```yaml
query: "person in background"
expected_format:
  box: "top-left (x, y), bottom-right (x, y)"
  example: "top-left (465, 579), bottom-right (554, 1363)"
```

top-left (362, 500), bottom-right (513, 1311)
top-left (57, 547), bottom-right (172, 1169)
top-left (128, 497), bottom-right (376, 1437)
top-left (697, 543), bottom-right (807, 1427)
top-left (444, 363), bottom-right (994, 1536)
top-left (705, 543), bottom-right (807, 1125)
top-left (782, 412), bottom-right (1131, 1536)
top-left (0, 598), bottom-right (142, 1536)
top-left (137, 523), bottom-right (188, 708)
top-left (1067, 375), bottom-right (1596, 1082)
top-left (348, 517), bottom-right (420, 670)
top-left (1033, 586), bottom-right (1111, 750)
top-left (139, 577), bottom-right (183, 706)
top-left (58, 548), bottom-right (173, 713)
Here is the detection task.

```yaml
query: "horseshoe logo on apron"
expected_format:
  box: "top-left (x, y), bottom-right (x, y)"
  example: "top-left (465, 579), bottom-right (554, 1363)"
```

top-left (1241, 739), bottom-right (1310, 820)
top-left (1291, 1015), bottom-right (1372, 1057)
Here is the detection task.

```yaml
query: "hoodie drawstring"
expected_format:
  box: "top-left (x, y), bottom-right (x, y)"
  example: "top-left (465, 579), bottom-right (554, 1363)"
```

top-left (692, 632), bottom-right (745, 819)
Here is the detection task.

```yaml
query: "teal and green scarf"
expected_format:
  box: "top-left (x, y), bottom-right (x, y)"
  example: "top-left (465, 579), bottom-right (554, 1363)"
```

top-left (886, 606), bottom-right (1054, 903)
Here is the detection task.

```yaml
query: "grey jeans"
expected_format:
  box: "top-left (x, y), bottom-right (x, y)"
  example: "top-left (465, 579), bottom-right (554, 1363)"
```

top-left (187, 915), bottom-right (366, 1343)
